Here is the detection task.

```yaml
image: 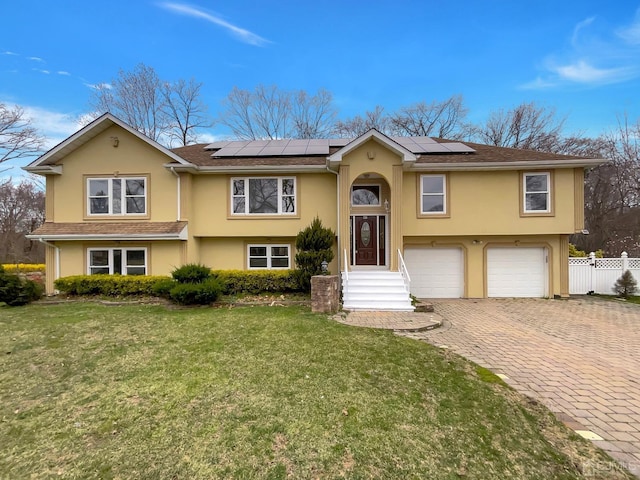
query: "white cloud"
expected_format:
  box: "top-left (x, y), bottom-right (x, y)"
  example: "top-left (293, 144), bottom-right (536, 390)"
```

top-left (158, 2), bottom-right (270, 46)
top-left (27, 56), bottom-right (44, 62)
top-left (2, 51), bottom-right (18, 56)
top-left (84, 82), bottom-right (112, 90)
top-left (617, 8), bottom-right (640, 45)
top-left (57, 71), bottom-right (71, 76)
top-left (33, 68), bottom-right (50, 75)
top-left (20, 105), bottom-right (82, 149)
top-left (522, 13), bottom-right (640, 89)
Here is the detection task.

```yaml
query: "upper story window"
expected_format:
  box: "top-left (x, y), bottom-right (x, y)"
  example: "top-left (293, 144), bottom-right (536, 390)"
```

top-left (88, 248), bottom-right (147, 275)
top-left (420, 174), bottom-right (446, 214)
top-left (351, 185), bottom-right (381, 206)
top-left (88, 177), bottom-right (146, 216)
top-left (523, 172), bottom-right (551, 213)
top-left (232, 177), bottom-right (296, 215)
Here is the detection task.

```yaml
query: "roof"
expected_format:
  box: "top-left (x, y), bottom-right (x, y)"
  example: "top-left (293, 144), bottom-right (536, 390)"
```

top-left (23, 113), bottom-right (194, 174)
top-left (27, 221), bottom-right (188, 241)
top-left (171, 132), bottom-right (604, 171)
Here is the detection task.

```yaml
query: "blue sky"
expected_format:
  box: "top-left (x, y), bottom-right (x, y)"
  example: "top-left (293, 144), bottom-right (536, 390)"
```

top-left (2, 0), bottom-right (640, 177)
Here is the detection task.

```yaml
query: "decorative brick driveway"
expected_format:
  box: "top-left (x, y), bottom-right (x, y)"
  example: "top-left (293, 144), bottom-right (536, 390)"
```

top-left (399, 297), bottom-right (640, 476)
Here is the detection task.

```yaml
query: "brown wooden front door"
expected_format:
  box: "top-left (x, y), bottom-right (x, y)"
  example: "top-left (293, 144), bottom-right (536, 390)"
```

top-left (354, 216), bottom-right (377, 265)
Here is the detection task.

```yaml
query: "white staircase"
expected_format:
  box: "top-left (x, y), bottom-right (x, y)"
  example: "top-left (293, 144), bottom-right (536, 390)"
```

top-left (341, 271), bottom-right (415, 311)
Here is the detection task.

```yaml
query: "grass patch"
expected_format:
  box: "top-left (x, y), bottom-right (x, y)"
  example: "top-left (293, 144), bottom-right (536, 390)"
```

top-left (593, 294), bottom-right (640, 305)
top-left (0, 303), bottom-right (631, 479)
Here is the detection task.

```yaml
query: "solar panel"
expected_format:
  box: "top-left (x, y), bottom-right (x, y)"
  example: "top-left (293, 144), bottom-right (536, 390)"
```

top-left (208, 135), bottom-right (474, 157)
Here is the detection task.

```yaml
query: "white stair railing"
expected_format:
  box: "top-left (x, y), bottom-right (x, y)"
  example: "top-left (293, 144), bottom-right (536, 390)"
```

top-left (343, 248), bottom-right (349, 282)
top-left (398, 249), bottom-right (411, 293)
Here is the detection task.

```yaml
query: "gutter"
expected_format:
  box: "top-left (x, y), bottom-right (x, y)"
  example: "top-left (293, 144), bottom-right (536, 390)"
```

top-left (170, 167), bottom-right (181, 220)
top-left (325, 164), bottom-right (340, 272)
top-left (409, 158), bottom-right (605, 171)
top-left (35, 238), bottom-right (61, 292)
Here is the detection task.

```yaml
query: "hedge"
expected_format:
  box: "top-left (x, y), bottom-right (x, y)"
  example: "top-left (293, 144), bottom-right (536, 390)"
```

top-left (210, 270), bottom-right (302, 295)
top-left (2, 264), bottom-right (46, 273)
top-left (54, 270), bottom-right (303, 298)
top-left (54, 275), bottom-right (170, 296)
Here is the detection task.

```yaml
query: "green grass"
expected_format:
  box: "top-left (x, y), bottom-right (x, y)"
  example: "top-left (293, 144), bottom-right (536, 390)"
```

top-left (0, 303), bottom-right (631, 479)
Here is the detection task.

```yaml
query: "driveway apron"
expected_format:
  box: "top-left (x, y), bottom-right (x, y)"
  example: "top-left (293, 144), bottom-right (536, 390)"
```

top-left (400, 297), bottom-right (640, 476)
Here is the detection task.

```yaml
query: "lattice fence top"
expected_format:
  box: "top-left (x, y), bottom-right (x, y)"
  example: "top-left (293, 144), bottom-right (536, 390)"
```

top-left (629, 259), bottom-right (640, 269)
top-left (569, 258), bottom-right (591, 265)
top-left (595, 258), bottom-right (623, 269)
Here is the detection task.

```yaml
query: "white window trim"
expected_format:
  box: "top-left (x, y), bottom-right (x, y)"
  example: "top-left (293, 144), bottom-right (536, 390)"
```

top-left (231, 177), bottom-right (297, 216)
top-left (351, 184), bottom-right (382, 207)
top-left (87, 177), bottom-right (147, 216)
top-left (87, 247), bottom-right (148, 275)
top-left (523, 172), bottom-right (551, 213)
top-left (247, 244), bottom-right (291, 270)
top-left (420, 174), bottom-right (446, 215)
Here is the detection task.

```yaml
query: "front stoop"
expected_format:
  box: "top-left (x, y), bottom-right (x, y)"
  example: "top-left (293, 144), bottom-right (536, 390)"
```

top-left (341, 271), bottom-right (414, 311)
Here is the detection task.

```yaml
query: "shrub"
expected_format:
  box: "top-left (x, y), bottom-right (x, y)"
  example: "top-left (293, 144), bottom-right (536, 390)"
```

top-left (171, 264), bottom-right (212, 284)
top-left (2, 263), bottom-right (46, 273)
top-left (54, 275), bottom-right (170, 296)
top-left (169, 278), bottom-right (222, 305)
top-left (151, 278), bottom-right (177, 299)
top-left (295, 216), bottom-right (335, 291)
top-left (0, 270), bottom-right (43, 306)
top-left (211, 270), bottom-right (302, 295)
top-left (613, 270), bottom-right (638, 299)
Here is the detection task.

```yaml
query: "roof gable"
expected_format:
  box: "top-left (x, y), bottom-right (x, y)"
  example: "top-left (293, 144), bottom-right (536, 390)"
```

top-left (23, 113), bottom-right (193, 174)
top-left (328, 129), bottom-right (417, 165)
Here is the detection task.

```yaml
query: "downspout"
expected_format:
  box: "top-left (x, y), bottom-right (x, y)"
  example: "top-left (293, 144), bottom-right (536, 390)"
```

top-left (170, 167), bottom-right (181, 221)
top-left (326, 164), bottom-right (340, 272)
top-left (37, 238), bottom-right (60, 293)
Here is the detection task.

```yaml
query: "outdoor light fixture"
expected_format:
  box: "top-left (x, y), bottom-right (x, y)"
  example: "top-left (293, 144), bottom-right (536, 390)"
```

top-left (321, 261), bottom-right (328, 273)
top-left (384, 199), bottom-right (390, 212)
top-left (111, 136), bottom-right (119, 147)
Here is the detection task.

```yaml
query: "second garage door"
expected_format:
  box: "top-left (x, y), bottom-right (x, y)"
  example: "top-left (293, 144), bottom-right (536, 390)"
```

top-left (404, 247), bottom-right (464, 298)
top-left (487, 247), bottom-right (547, 297)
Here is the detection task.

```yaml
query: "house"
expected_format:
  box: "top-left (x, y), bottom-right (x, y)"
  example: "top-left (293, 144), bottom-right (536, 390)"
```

top-left (25, 113), bottom-right (603, 309)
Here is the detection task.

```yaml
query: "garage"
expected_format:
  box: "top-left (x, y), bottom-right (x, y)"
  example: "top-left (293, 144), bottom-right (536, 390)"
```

top-left (487, 247), bottom-right (547, 297)
top-left (404, 247), bottom-right (464, 298)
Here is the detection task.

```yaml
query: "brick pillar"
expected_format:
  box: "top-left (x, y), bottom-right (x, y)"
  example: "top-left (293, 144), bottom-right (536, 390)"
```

top-left (311, 275), bottom-right (339, 314)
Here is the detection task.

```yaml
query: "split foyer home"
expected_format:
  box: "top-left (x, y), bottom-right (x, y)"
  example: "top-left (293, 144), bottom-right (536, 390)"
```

top-left (24, 113), bottom-right (603, 309)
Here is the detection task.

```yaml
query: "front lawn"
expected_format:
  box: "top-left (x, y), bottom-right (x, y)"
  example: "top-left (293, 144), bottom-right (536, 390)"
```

top-left (0, 302), bottom-right (630, 479)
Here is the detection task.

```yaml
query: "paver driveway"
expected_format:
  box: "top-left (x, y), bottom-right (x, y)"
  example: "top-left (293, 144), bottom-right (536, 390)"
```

top-left (401, 297), bottom-right (640, 476)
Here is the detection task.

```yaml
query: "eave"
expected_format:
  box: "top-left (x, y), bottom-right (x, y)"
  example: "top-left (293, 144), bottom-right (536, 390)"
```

top-left (408, 158), bottom-right (606, 171)
top-left (26, 232), bottom-right (188, 241)
top-left (164, 163), bottom-right (330, 174)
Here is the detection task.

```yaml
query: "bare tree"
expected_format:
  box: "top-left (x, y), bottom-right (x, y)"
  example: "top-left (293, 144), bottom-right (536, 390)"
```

top-left (219, 85), bottom-right (337, 140)
top-left (88, 63), bottom-right (211, 146)
top-left (0, 179), bottom-right (45, 263)
top-left (162, 78), bottom-right (212, 147)
top-left (469, 102), bottom-right (565, 151)
top-left (388, 95), bottom-right (468, 139)
top-left (333, 106), bottom-right (389, 138)
top-left (0, 104), bottom-right (45, 166)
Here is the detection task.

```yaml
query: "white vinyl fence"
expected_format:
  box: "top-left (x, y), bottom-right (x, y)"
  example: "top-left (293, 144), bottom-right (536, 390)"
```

top-left (569, 252), bottom-right (640, 295)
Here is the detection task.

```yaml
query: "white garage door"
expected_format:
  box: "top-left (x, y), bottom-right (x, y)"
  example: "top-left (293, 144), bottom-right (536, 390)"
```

top-left (404, 247), bottom-right (464, 298)
top-left (487, 247), bottom-right (547, 297)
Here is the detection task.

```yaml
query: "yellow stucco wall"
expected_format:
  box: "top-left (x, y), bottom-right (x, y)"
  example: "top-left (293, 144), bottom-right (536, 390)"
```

top-left (402, 169), bottom-right (577, 236)
top-left (189, 172), bottom-right (338, 237)
top-left (49, 125), bottom-right (179, 223)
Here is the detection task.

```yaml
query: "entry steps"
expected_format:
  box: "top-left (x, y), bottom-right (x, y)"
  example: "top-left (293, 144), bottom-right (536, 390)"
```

top-left (341, 270), bottom-right (414, 311)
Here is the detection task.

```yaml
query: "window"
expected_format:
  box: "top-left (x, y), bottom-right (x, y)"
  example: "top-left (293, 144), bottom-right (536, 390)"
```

top-left (247, 245), bottom-right (290, 269)
top-left (420, 174), bottom-right (446, 214)
top-left (87, 248), bottom-right (147, 275)
top-left (232, 177), bottom-right (296, 215)
top-left (523, 172), bottom-right (551, 213)
top-left (351, 185), bottom-right (381, 206)
top-left (88, 177), bottom-right (146, 215)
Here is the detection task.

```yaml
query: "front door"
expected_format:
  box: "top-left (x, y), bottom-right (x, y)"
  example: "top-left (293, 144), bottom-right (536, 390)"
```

top-left (354, 216), bottom-right (377, 265)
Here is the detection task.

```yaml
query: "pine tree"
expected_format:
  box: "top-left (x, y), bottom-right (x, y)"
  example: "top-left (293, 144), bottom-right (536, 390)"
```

top-left (613, 270), bottom-right (638, 299)
top-left (294, 216), bottom-right (335, 291)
